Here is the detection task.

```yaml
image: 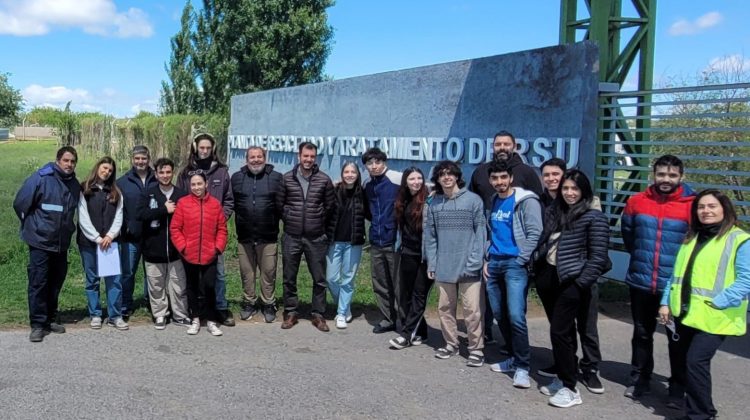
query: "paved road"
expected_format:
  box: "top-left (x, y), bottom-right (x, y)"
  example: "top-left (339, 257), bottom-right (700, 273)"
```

top-left (1, 314), bottom-right (748, 419)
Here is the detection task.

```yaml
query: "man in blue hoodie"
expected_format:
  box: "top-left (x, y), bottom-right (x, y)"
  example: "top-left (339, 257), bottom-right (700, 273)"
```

top-left (14, 146), bottom-right (81, 342)
top-left (362, 148), bottom-right (403, 333)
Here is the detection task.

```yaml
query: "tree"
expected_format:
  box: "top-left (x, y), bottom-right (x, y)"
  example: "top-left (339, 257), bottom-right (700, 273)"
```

top-left (0, 72), bottom-right (23, 127)
top-left (160, 1), bottom-right (201, 115)
top-left (161, 0), bottom-right (335, 115)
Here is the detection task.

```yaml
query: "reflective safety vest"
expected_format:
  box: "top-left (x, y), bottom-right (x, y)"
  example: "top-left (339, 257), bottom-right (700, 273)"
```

top-left (669, 227), bottom-right (750, 336)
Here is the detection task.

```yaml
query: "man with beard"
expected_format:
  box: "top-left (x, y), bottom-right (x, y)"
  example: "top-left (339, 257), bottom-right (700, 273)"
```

top-left (231, 146), bottom-right (283, 323)
top-left (117, 145), bottom-right (157, 319)
top-left (177, 133), bottom-right (235, 326)
top-left (469, 130), bottom-right (543, 346)
top-left (621, 154), bottom-right (695, 406)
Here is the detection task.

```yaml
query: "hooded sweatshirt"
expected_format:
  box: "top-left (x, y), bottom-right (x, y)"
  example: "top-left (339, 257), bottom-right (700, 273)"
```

top-left (469, 153), bottom-right (544, 209)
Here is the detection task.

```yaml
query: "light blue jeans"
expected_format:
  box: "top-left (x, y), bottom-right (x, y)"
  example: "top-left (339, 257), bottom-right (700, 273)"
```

top-left (80, 243), bottom-right (123, 319)
top-left (326, 242), bottom-right (362, 317)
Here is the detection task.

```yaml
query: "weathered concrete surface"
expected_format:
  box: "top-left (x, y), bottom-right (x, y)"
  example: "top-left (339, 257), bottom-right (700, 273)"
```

top-left (1, 315), bottom-right (748, 419)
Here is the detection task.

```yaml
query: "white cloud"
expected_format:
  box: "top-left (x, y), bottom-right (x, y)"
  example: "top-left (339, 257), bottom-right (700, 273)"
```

top-left (706, 54), bottom-right (750, 73)
top-left (23, 84), bottom-right (92, 105)
top-left (668, 11), bottom-right (723, 36)
top-left (0, 0), bottom-right (153, 38)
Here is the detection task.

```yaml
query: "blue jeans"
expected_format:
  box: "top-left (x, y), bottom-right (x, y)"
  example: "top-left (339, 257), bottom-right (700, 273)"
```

top-left (326, 242), bottom-right (362, 317)
top-left (486, 256), bottom-right (531, 370)
top-left (80, 243), bottom-right (123, 319)
top-left (215, 253), bottom-right (228, 310)
top-left (119, 241), bottom-right (143, 315)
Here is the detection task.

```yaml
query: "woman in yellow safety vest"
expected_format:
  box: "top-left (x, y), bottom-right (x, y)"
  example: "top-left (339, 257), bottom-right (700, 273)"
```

top-left (658, 189), bottom-right (750, 420)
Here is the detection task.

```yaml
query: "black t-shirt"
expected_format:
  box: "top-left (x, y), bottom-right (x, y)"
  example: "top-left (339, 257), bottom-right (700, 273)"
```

top-left (334, 188), bottom-right (355, 242)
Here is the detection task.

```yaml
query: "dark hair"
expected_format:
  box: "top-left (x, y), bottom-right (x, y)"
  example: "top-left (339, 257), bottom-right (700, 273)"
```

top-left (298, 141), bottom-right (317, 154)
top-left (685, 189), bottom-right (738, 241)
top-left (131, 145), bottom-right (150, 157)
top-left (188, 170), bottom-right (208, 183)
top-left (493, 130), bottom-right (516, 144)
top-left (81, 156), bottom-right (121, 204)
top-left (154, 158), bottom-right (175, 172)
top-left (487, 160), bottom-right (513, 177)
top-left (554, 169), bottom-right (594, 231)
top-left (361, 147), bottom-right (388, 164)
top-left (56, 146), bottom-right (78, 162)
top-left (653, 154), bottom-right (684, 175)
top-left (430, 160), bottom-right (465, 194)
top-left (395, 167), bottom-right (427, 234)
top-left (181, 133), bottom-right (225, 179)
top-left (246, 146), bottom-right (267, 159)
top-left (541, 157), bottom-right (567, 173)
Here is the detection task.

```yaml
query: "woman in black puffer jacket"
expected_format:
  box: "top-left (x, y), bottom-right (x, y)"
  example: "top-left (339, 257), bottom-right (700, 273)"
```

top-left (537, 170), bottom-right (610, 409)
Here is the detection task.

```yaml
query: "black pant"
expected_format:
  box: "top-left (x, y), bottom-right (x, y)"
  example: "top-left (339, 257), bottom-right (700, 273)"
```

top-left (536, 261), bottom-right (601, 372)
top-left (398, 252), bottom-right (432, 340)
top-left (184, 260), bottom-right (219, 322)
top-left (282, 234), bottom-right (328, 316)
top-left (370, 245), bottom-right (399, 327)
top-left (27, 246), bottom-right (69, 328)
top-left (628, 286), bottom-right (682, 389)
top-left (550, 281), bottom-right (597, 390)
top-left (672, 324), bottom-right (725, 420)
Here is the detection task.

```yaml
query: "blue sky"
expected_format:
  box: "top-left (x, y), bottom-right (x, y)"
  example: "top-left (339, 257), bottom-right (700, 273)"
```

top-left (1, 0), bottom-right (748, 117)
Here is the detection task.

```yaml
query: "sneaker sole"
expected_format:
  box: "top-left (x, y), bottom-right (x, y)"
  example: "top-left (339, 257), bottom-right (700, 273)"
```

top-left (490, 365), bottom-right (516, 373)
top-left (336, 324), bottom-right (347, 329)
top-left (389, 339), bottom-right (409, 350)
top-left (154, 325), bottom-right (166, 330)
top-left (549, 398), bottom-right (582, 408)
top-left (108, 324), bottom-right (129, 331)
top-left (513, 382), bottom-right (531, 389)
top-left (434, 352), bottom-right (456, 359)
top-left (209, 331), bottom-right (223, 336)
top-left (584, 385), bottom-right (605, 394)
top-left (467, 362), bottom-right (484, 368)
top-left (187, 330), bottom-right (199, 335)
top-left (90, 325), bottom-right (102, 330)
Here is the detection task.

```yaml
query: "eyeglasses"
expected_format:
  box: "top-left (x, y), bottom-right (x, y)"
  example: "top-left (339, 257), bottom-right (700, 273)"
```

top-left (187, 169), bottom-right (205, 176)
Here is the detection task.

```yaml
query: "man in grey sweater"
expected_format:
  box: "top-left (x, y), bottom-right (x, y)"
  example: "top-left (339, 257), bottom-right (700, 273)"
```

top-left (424, 160), bottom-right (487, 367)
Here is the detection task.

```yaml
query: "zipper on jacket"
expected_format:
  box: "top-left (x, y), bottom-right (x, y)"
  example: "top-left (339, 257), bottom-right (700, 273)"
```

top-left (198, 197), bottom-right (204, 264)
top-left (651, 208), bottom-right (664, 294)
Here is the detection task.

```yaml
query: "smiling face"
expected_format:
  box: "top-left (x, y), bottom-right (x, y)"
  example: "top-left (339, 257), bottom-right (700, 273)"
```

top-left (96, 162), bottom-right (114, 183)
top-left (406, 171), bottom-right (424, 195)
top-left (156, 164), bottom-right (174, 186)
top-left (131, 152), bottom-right (149, 172)
top-left (542, 165), bottom-right (564, 193)
top-left (653, 165), bottom-right (683, 195)
top-left (246, 148), bottom-right (266, 174)
top-left (561, 179), bottom-right (582, 205)
top-left (341, 164), bottom-right (359, 186)
top-left (438, 170), bottom-right (457, 192)
top-left (489, 171), bottom-right (512, 196)
top-left (493, 135), bottom-right (516, 162)
top-left (697, 194), bottom-right (725, 225)
top-left (56, 152), bottom-right (77, 175)
top-left (190, 175), bottom-right (207, 198)
top-left (298, 146), bottom-right (317, 171)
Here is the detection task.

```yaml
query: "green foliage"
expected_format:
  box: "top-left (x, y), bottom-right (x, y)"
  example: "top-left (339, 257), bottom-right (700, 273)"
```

top-left (162, 0), bottom-right (335, 116)
top-left (0, 72), bottom-right (23, 127)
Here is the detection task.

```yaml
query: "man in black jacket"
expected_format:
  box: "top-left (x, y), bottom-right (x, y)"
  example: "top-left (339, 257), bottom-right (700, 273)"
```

top-left (138, 158), bottom-right (190, 330)
top-left (117, 145), bottom-right (157, 319)
top-left (231, 146), bottom-right (283, 323)
top-left (276, 142), bottom-right (336, 332)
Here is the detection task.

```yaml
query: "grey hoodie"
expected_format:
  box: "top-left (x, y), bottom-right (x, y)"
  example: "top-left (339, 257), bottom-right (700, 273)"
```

top-left (485, 187), bottom-right (543, 266)
top-left (425, 187), bottom-right (487, 283)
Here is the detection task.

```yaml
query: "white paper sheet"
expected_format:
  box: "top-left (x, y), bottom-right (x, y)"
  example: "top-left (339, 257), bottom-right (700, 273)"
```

top-left (97, 242), bottom-right (122, 277)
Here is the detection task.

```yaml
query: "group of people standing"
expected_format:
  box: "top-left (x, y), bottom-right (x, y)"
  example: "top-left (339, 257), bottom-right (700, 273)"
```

top-left (13, 130), bottom-right (749, 419)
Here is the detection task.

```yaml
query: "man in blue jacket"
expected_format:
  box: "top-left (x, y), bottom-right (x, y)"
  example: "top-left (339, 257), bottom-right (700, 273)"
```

top-left (117, 145), bottom-right (157, 319)
top-left (362, 148), bottom-right (403, 333)
top-left (14, 146), bottom-right (81, 342)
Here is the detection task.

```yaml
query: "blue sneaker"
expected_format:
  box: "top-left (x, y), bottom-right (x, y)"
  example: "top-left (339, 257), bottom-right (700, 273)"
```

top-left (490, 357), bottom-right (516, 373)
top-left (540, 378), bottom-right (564, 396)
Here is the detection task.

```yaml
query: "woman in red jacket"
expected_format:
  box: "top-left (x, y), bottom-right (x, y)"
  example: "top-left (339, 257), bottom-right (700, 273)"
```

top-left (170, 170), bottom-right (228, 336)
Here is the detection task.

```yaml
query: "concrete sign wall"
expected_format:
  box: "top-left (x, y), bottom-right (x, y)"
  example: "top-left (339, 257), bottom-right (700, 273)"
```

top-left (228, 41), bottom-right (599, 182)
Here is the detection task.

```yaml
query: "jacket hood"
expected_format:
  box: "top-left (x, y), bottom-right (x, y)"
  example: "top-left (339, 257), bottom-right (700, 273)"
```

top-left (644, 183), bottom-right (695, 203)
top-left (512, 187), bottom-right (538, 205)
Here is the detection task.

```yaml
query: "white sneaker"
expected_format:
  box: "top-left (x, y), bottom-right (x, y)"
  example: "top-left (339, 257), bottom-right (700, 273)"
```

top-left (90, 316), bottom-right (103, 329)
top-left (187, 319), bottom-right (200, 335)
top-left (549, 387), bottom-right (583, 408)
top-left (108, 317), bottom-right (129, 331)
top-left (154, 316), bottom-right (166, 330)
top-left (540, 378), bottom-right (564, 396)
top-left (335, 315), bottom-right (347, 329)
top-left (345, 310), bottom-right (353, 323)
top-left (207, 321), bottom-right (223, 336)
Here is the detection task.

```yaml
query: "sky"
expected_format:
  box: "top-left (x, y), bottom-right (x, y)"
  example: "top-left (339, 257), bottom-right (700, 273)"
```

top-left (0, 0), bottom-right (748, 117)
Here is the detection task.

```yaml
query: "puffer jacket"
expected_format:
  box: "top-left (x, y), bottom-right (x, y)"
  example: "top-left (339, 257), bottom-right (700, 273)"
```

top-left (329, 184), bottom-right (367, 246)
top-left (621, 184), bottom-right (695, 293)
top-left (177, 161), bottom-right (234, 220)
top-left (13, 162), bottom-right (81, 253)
top-left (276, 164), bottom-right (335, 239)
top-left (116, 167), bottom-right (157, 242)
top-left (231, 164), bottom-right (283, 244)
top-left (363, 168), bottom-right (402, 247)
top-left (555, 208), bottom-right (610, 288)
top-left (170, 193), bottom-right (227, 265)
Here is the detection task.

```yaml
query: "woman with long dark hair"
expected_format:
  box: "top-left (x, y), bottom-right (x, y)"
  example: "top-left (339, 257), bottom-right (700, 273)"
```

top-left (658, 189), bottom-right (750, 419)
top-left (389, 167), bottom-right (431, 349)
top-left (538, 170), bottom-right (609, 408)
top-left (326, 161), bottom-right (366, 329)
top-left (77, 156), bottom-right (126, 330)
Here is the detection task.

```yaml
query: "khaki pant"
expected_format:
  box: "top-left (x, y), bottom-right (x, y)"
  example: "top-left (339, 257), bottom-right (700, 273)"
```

top-left (437, 280), bottom-right (485, 352)
top-left (238, 242), bottom-right (278, 306)
top-left (145, 260), bottom-right (189, 320)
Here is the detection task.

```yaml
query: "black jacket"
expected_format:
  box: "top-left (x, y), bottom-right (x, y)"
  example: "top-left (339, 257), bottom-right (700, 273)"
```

top-left (231, 164), bottom-right (283, 244)
top-left (329, 184), bottom-right (366, 246)
top-left (469, 153), bottom-right (544, 209)
top-left (554, 208), bottom-right (610, 288)
top-left (138, 185), bottom-right (188, 263)
top-left (277, 164), bottom-right (335, 239)
top-left (116, 167), bottom-right (157, 242)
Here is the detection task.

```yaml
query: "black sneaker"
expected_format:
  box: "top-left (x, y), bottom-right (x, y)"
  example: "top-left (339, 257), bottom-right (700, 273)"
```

top-left (220, 309), bottom-right (235, 327)
top-left (45, 322), bottom-right (66, 334)
top-left (239, 303), bottom-right (257, 321)
top-left (29, 328), bottom-right (46, 342)
top-left (538, 364), bottom-right (558, 378)
top-left (262, 304), bottom-right (277, 323)
top-left (172, 318), bottom-right (192, 327)
top-left (580, 370), bottom-right (605, 394)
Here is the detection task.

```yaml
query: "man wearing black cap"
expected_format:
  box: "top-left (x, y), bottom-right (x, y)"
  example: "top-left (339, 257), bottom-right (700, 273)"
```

top-left (117, 145), bottom-right (157, 319)
top-left (177, 133), bottom-right (235, 326)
